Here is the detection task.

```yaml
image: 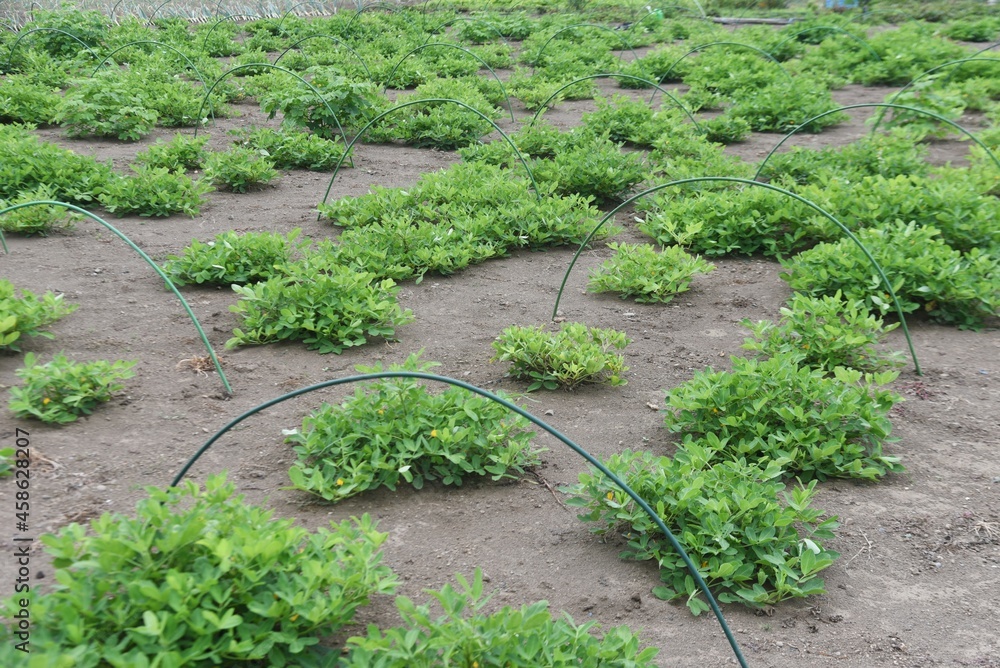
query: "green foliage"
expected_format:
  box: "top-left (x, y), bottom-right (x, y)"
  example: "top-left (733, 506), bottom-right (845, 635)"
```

top-left (98, 165), bottom-right (212, 217)
top-left (287, 354), bottom-right (541, 502)
top-left (0, 279), bottom-right (78, 352)
top-left (0, 124), bottom-right (114, 205)
top-left (8, 353), bottom-right (136, 424)
top-left (664, 353), bottom-right (903, 481)
top-left (638, 186), bottom-right (810, 257)
top-left (0, 475), bottom-right (397, 666)
top-left (0, 75), bottom-right (61, 124)
top-left (790, 173), bottom-right (1000, 253)
top-left (22, 8), bottom-right (107, 57)
top-left (588, 243), bottom-right (715, 304)
top-left (701, 114), bottom-right (753, 144)
top-left (204, 147), bottom-right (279, 193)
top-left (163, 230), bottom-right (302, 287)
top-left (368, 78), bottom-right (502, 150)
top-left (817, 26), bottom-right (967, 86)
top-left (232, 127), bottom-right (348, 171)
top-left (876, 84), bottom-right (966, 139)
top-left (135, 134), bottom-right (209, 172)
top-left (339, 570), bottom-right (659, 667)
top-left (726, 78), bottom-right (847, 133)
top-left (0, 448), bottom-right (12, 478)
top-left (226, 264), bottom-right (413, 354)
top-left (579, 95), bottom-right (695, 147)
top-left (491, 323), bottom-right (630, 391)
top-left (530, 135), bottom-right (647, 201)
top-left (761, 130), bottom-right (930, 185)
top-left (259, 70), bottom-right (385, 138)
top-left (563, 445), bottom-right (839, 615)
top-left (0, 185), bottom-right (81, 236)
top-left (319, 162), bottom-right (609, 281)
top-left (55, 74), bottom-right (159, 141)
top-left (780, 221), bottom-right (1000, 330)
top-left (742, 291), bottom-right (905, 373)
top-left (941, 18), bottom-right (999, 42)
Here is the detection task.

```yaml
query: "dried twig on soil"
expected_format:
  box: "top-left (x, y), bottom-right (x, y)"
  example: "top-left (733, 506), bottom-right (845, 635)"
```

top-left (176, 355), bottom-right (218, 376)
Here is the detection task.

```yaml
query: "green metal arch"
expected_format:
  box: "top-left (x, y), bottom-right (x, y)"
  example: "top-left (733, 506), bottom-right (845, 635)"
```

top-left (970, 41), bottom-right (1000, 58)
top-left (318, 97), bottom-right (539, 214)
top-left (0, 200), bottom-right (232, 394)
top-left (194, 63), bottom-right (347, 141)
top-left (381, 43), bottom-right (515, 122)
top-left (200, 13), bottom-right (259, 53)
top-left (653, 41), bottom-right (791, 93)
top-left (771, 26), bottom-right (882, 62)
top-left (871, 58), bottom-right (1000, 135)
top-left (551, 177), bottom-right (922, 376)
top-left (146, 0), bottom-right (177, 25)
top-left (274, 0), bottom-right (327, 34)
top-left (271, 34), bottom-right (372, 80)
top-left (530, 23), bottom-right (638, 68)
top-left (168, 369), bottom-right (748, 668)
top-left (4, 28), bottom-right (100, 71)
top-left (343, 1), bottom-right (397, 35)
top-left (755, 103), bottom-right (1000, 181)
top-left (528, 73), bottom-right (702, 134)
top-left (424, 16), bottom-right (510, 47)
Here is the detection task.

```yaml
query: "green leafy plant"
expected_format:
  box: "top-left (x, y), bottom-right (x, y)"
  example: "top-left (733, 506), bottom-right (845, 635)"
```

top-left (742, 291), bottom-right (905, 373)
top-left (0, 74), bottom-right (62, 124)
top-left (163, 229), bottom-right (303, 286)
top-left (530, 134), bottom-right (648, 201)
top-left (339, 570), bottom-right (659, 667)
top-left (491, 323), bottom-right (630, 391)
top-left (8, 352), bottom-right (136, 424)
top-left (588, 242), bottom-right (715, 304)
top-left (135, 134), bottom-right (210, 172)
top-left (55, 77), bottom-right (159, 141)
top-left (0, 280), bottom-right (78, 352)
top-left (287, 353), bottom-right (541, 502)
top-left (226, 263), bottom-right (413, 354)
top-left (0, 124), bottom-right (114, 205)
top-left (0, 448), bottom-right (12, 478)
top-left (0, 185), bottom-right (81, 236)
top-left (232, 127), bottom-right (348, 171)
top-left (942, 18), bottom-right (999, 42)
top-left (664, 353), bottom-right (903, 481)
top-left (0, 475), bottom-right (397, 666)
top-left (98, 165), bottom-right (212, 217)
top-left (259, 70), bottom-right (385, 138)
top-left (780, 221), bottom-right (1000, 330)
top-left (564, 443), bottom-right (840, 615)
top-left (204, 147), bottom-right (279, 193)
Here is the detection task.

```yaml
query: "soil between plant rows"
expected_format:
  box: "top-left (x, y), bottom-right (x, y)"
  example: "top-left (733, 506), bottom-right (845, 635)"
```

top-left (1, 49), bottom-right (999, 668)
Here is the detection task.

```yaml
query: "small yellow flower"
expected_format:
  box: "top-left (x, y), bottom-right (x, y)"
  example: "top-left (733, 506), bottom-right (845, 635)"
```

top-left (290, 614), bottom-right (299, 622)
top-left (42, 397), bottom-right (51, 405)
top-left (473, 662), bottom-right (479, 668)
top-left (430, 429), bottom-right (439, 438)
top-left (606, 491), bottom-right (614, 501)
top-left (377, 409), bottom-right (384, 415)
top-left (336, 479), bottom-right (344, 486)
top-left (802, 344), bottom-right (809, 350)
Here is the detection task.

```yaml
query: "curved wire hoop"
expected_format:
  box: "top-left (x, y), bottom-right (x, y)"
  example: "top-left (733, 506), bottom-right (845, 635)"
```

top-left (550, 177), bottom-right (922, 376)
top-left (0, 200), bottom-right (232, 394)
top-left (169, 370), bottom-right (748, 668)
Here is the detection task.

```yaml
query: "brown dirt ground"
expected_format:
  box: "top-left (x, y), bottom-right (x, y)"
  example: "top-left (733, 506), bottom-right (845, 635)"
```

top-left (1, 44), bottom-right (999, 668)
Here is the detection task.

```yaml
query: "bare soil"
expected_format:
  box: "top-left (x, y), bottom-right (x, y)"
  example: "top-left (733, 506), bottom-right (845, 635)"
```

top-left (1, 59), bottom-right (999, 667)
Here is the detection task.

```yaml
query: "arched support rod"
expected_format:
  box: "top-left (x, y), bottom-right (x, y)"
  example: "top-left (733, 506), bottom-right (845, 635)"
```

top-left (168, 370), bottom-right (749, 668)
top-left (194, 63), bottom-right (348, 143)
top-left (272, 34), bottom-right (372, 79)
top-left (754, 103), bottom-right (1000, 180)
top-left (146, 0), bottom-right (177, 25)
top-left (871, 58), bottom-right (1000, 135)
top-left (970, 41), bottom-right (1000, 58)
top-left (0, 201), bottom-right (232, 394)
top-left (423, 17), bottom-right (509, 47)
top-left (343, 2), bottom-right (397, 35)
top-left (319, 98), bottom-right (538, 216)
top-left (274, 0), bottom-right (327, 33)
top-left (529, 73), bottom-right (702, 134)
top-left (551, 178), bottom-right (922, 376)
top-left (4, 28), bottom-right (100, 71)
top-left (381, 43), bottom-right (515, 122)
top-left (771, 26), bottom-right (881, 62)
top-left (531, 24), bottom-right (638, 69)
top-left (654, 41), bottom-right (791, 96)
top-left (200, 13), bottom-right (259, 52)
